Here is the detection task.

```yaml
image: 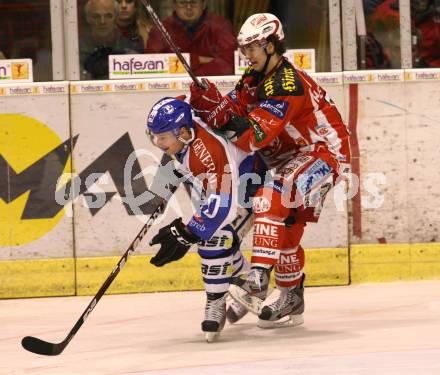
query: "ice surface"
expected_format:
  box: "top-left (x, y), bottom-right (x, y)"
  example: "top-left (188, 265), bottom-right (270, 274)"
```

top-left (1, 281), bottom-right (439, 374)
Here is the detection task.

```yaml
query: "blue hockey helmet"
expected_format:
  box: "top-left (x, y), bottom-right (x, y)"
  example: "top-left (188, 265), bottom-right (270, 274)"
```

top-left (147, 97), bottom-right (194, 136)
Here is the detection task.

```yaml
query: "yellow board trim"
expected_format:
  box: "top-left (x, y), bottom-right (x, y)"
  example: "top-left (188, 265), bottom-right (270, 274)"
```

top-left (76, 248), bottom-right (349, 296)
top-left (75, 254), bottom-right (205, 296)
top-left (350, 243), bottom-right (440, 283)
top-left (0, 248), bottom-right (348, 298)
top-left (1, 243), bottom-right (439, 298)
top-left (0, 258), bottom-right (75, 298)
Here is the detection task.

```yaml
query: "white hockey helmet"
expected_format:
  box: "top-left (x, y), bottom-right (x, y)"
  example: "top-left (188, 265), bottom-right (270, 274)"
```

top-left (237, 13), bottom-right (284, 49)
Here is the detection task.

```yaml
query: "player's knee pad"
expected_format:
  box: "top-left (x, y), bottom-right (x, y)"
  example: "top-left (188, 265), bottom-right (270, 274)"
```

top-left (251, 214), bottom-right (305, 270)
top-left (274, 245), bottom-right (305, 288)
top-left (251, 217), bottom-right (286, 268)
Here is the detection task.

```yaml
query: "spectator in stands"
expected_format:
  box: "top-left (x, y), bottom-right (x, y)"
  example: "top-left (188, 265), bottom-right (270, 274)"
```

top-left (80, 0), bottom-right (137, 79)
top-left (366, 0), bottom-right (401, 68)
top-left (116, 0), bottom-right (152, 52)
top-left (364, 32), bottom-right (391, 69)
top-left (0, 51), bottom-right (5, 59)
top-left (146, 0), bottom-right (236, 76)
top-left (363, 0), bottom-right (387, 16)
top-left (411, 0), bottom-right (440, 67)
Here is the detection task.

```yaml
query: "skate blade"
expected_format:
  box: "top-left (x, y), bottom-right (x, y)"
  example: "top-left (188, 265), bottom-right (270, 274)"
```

top-left (257, 314), bottom-right (304, 329)
top-left (205, 331), bottom-right (221, 343)
top-left (228, 284), bottom-right (263, 315)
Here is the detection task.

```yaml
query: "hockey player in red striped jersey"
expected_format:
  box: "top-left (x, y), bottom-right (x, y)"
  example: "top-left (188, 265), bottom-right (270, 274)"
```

top-left (190, 14), bottom-right (351, 328)
top-left (146, 96), bottom-right (263, 341)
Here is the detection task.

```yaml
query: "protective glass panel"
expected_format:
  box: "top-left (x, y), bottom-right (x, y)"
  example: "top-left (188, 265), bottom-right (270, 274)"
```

top-left (142, 0), bottom-right (238, 77)
top-left (77, 0), bottom-right (154, 80)
top-left (269, 0), bottom-right (331, 72)
top-left (363, 0), bottom-right (402, 69)
top-left (0, 0), bottom-right (53, 81)
top-left (410, 0), bottom-right (440, 68)
top-left (76, 0), bottom-right (334, 80)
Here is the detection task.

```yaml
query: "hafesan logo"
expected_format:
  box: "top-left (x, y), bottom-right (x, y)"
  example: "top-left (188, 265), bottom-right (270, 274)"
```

top-left (0, 114), bottom-right (71, 246)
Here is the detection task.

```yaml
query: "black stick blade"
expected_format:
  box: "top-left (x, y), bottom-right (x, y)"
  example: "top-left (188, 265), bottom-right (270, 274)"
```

top-left (21, 336), bottom-right (65, 356)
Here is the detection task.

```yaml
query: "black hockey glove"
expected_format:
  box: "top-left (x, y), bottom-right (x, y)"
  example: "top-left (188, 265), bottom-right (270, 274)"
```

top-left (149, 218), bottom-right (199, 267)
top-left (220, 114), bottom-right (252, 142)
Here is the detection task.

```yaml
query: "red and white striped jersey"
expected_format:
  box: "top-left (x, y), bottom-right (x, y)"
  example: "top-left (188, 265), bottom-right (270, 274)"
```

top-left (227, 58), bottom-right (351, 172)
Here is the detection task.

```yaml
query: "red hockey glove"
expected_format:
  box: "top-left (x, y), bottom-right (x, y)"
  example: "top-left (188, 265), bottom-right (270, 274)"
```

top-left (190, 78), bottom-right (233, 129)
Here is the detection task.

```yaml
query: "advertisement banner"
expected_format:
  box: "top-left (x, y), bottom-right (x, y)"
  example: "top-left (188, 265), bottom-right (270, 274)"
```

top-left (0, 59), bottom-right (33, 83)
top-left (234, 49), bottom-right (315, 75)
top-left (404, 68), bottom-right (440, 81)
top-left (343, 70), bottom-right (404, 84)
top-left (109, 53), bottom-right (191, 79)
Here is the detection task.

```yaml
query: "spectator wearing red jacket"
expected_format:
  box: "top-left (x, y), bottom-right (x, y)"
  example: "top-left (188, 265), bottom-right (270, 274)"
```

top-left (412, 0), bottom-right (440, 68)
top-left (367, 0), bottom-right (401, 68)
top-left (146, 0), bottom-right (236, 76)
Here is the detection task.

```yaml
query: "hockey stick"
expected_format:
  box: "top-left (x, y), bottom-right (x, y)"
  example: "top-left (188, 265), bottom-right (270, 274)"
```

top-left (21, 194), bottom-right (171, 356)
top-left (138, 0), bottom-right (207, 89)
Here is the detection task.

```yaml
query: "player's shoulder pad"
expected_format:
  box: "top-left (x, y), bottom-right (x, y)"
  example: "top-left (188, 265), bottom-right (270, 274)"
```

top-left (258, 60), bottom-right (304, 99)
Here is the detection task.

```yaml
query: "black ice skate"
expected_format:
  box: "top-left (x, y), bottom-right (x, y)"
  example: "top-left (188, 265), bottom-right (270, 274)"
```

top-left (201, 292), bottom-right (227, 342)
top-left (228, 267), bottom-right (271, 315)
top-left (226, 299), bottom-right (248, 324)
top-left (257, 274), bottom-right (305, 329)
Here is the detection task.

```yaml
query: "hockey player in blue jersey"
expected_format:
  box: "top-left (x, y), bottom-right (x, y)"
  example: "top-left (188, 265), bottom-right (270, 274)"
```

top-left (146, 97), bottom-right (264, 341)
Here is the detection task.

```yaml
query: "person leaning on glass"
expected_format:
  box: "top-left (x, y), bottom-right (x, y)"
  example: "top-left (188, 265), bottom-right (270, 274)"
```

top-left (145, 0), bottom-right (237, 76)
top-left (80, 0), bottom-right (138, 79)
top-left (116, 0), bottom-right (153, 52)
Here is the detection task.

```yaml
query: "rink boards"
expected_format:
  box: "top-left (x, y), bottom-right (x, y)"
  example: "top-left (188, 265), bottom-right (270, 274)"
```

top-left (1, 69), bottom-right (440, 298)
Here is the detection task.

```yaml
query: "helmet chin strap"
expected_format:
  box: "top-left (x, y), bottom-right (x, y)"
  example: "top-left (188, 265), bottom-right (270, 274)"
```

top-left (262, 53), bottom-right (272, 74)
top-left (177, 127), bottom-right (195, 145)
top-left (262, 50), bottom-right (284, 78)
top-left (173, 127), bottom-right (195, 154)
top-left (261, 40), bottom-right (274, 74)
top-left (174, 128), bottom-right (195, 160)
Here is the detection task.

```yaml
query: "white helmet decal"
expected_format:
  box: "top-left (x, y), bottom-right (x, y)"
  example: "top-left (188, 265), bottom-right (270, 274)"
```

top-left (162, 104), bottom-right (175, 115)
top-left (237, 13), bottom-right (284, 47)
top-left (250, 14), bottom-right (268, 27)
